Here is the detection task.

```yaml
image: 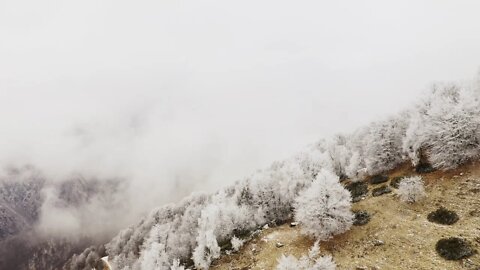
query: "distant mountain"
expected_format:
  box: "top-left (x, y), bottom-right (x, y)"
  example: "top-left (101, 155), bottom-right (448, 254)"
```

top-left (0, 168), bottom-right (121, 270)
top-left (0, 169), bottom-right (44, 241)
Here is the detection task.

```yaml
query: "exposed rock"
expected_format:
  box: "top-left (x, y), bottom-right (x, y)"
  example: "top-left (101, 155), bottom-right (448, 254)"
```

top-left (275, 242), bottom-right (284, 248)
top-left (289, 222), bottom-right (298, 227)
top-left (352, 196), bottom-right (364, 203)
top-left (435, 237), bottom-right (475, 260)
top-left (427, 207), bottom-right (459, 225)
top-left (373, 240), bottom-right (384, 246)
top-left (372, 185), bottom-right (392, 197)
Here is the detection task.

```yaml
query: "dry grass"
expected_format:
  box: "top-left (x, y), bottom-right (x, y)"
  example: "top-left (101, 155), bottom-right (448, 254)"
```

top-left (211, 161), bottom-right (480, 270)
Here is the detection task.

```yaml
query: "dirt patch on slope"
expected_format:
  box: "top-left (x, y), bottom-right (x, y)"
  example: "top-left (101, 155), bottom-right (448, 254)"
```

top-left (211, 162), bottom-right (480, 270)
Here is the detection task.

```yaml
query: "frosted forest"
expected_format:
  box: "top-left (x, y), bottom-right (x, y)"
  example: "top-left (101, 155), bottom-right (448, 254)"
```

top-left (58, 80), bottom-right (480, 270)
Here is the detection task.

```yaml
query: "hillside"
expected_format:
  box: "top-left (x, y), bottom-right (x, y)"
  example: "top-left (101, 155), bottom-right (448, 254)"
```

top-left (58, 81), bottom-right (480, 270)
top-left (211, 161), bottom-right (480, 270)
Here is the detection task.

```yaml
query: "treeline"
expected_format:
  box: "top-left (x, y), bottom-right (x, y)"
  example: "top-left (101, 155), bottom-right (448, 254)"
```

top-left (66, 80), bottom-right (480, 270)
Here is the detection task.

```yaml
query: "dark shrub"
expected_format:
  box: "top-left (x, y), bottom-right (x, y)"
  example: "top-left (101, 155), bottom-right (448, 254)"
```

top-left (435, 237), bottom-right (475, 260)
top-left (416, 162), bottom-right (435, 173)
top-left (346, 182), bottom-right (368, 202)
top-left (369, 175), bottom-right (389, 185)
top-left (390, 176), bottom-right (403, 189)
top-left (372, 185), bottom-right (392, 197)
top-left (428, 207), bottom-right (459, 225)
top-left (353, 210), bottom-right (370, 226)
top-left (219, 240), bottom-right (232, 251)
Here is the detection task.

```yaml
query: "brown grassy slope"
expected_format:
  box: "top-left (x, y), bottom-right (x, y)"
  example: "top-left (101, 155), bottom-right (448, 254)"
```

top-left (211, 161), bottom-right (480, 270)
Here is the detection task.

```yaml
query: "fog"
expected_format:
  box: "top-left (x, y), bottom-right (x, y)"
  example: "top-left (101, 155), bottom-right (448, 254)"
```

top-left (1, 0), bottom-right (480, 235)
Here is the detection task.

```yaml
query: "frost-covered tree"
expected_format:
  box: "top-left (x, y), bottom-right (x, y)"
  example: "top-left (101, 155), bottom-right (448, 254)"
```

top-left (398, 176), bottom-right (426, 203)
top-left (192, 155), bottom-right (320, 269)
top-left (425, 87), bottom-right (480, 169)
top-left (139, 237), bottom-right (190, 270)
top-left (276, 241), bottom-right (336, 270)
top-left (192, 191), bottom-right (260, 269)
top-left (363, 115), bottom-right (408, 175)
top-left (249, 160), bottom-right (313, 223)
top-left (139, 225), bottom-right (170, 270)
top-left (295, 143), bottom-right (333, 180)
top-left (106, 193), bottom-right (209, 270)
top-left (403, 83), bottom-right (480, 169)
top-left (344, 151), bottom-right (362, 181)
top-left (192, 229), bottom-right (220, 269)
top-left (294, 170), bottom-right (353, 240)
top-left (342, 127), bottom-right (369, 179)
top-left (327, 135), bottom-right (351, 178)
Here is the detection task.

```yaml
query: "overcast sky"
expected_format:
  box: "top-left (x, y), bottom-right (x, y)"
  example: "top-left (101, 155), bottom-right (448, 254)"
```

top-left (1, 0), bottom-right (480, 206)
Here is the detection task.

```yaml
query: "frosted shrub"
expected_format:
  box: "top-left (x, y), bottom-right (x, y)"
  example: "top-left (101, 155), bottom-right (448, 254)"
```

top-left (398, 176), bottom-right (426, 203)
top-left (294, 170), bottom-right (353, 240)
top-left (276, 255), bottom-right (336, 270)
top-left (231, 236), bottom-right (244, 252)
top-left (276, 241), bottom-right (336, 270)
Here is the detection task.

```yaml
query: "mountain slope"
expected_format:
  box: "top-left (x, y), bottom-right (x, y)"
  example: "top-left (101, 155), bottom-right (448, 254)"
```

top-left (211, 161), bottom-right (480, 269)
top-left (63, 80), bottom-right (480, 270)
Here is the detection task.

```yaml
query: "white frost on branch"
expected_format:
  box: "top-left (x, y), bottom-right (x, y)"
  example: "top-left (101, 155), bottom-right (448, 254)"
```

top-left (231, 236), bottom-right (244, 252)
top-left (294, 170), bottom-right (353, 240)
top-left (276, 241), bottom-right (336, 270)
top-left (398, 176), bottom-right (426, 203)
